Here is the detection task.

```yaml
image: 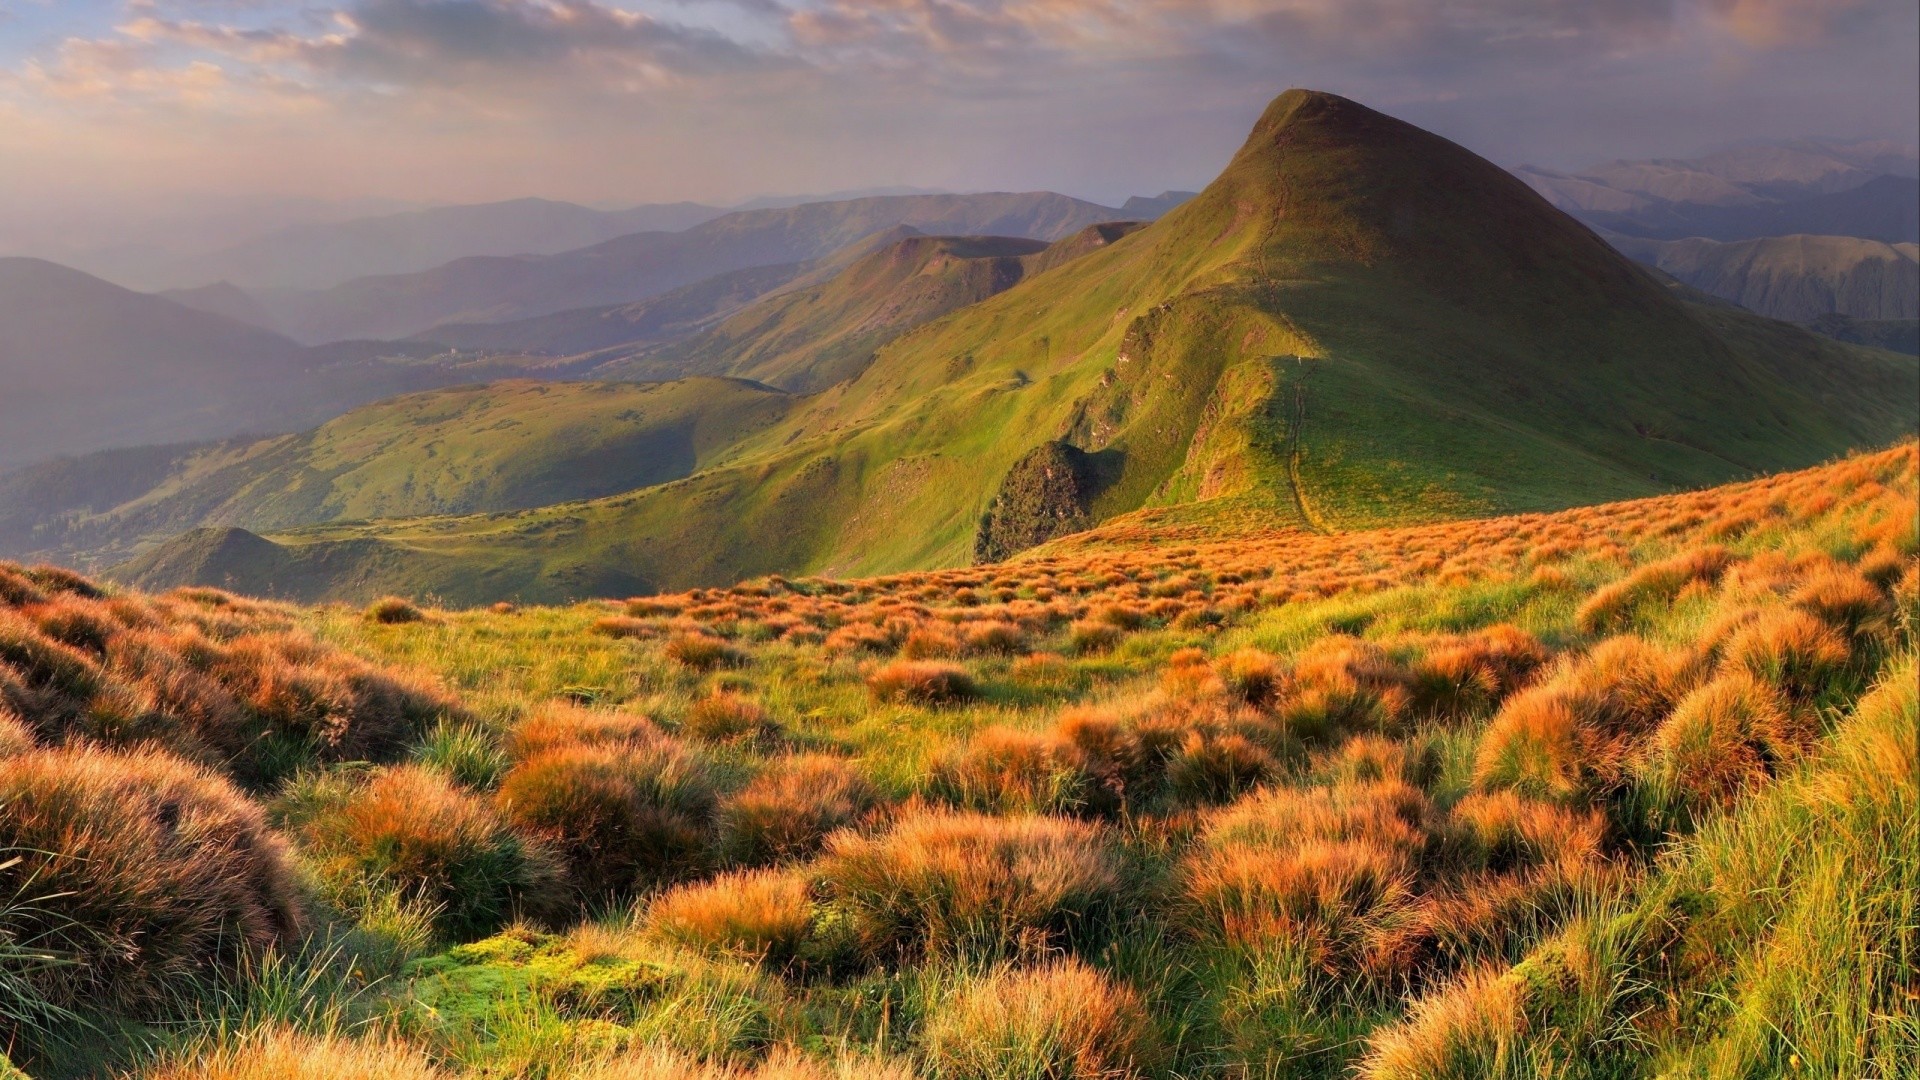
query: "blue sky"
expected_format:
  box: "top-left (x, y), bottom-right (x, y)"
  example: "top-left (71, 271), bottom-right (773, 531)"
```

top-left (0, 0), bottom-right (1914, 238)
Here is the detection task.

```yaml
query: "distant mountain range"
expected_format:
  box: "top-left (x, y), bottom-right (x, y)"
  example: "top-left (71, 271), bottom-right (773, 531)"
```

top-left (1613, 234), bottom-right (1917, 325)
top-left (0, 257), bottom-right (579, 472)
top-left (1518, 140), bottom-right (1919, 244)
top-left (91, 91), bottom-right (1916, 604)
top-left (230, 192), bottom-right (1182, 344)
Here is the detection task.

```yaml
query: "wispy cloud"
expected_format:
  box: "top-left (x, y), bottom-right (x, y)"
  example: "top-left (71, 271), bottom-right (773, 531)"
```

top-left (0, 0), bottom-right (1912, 216)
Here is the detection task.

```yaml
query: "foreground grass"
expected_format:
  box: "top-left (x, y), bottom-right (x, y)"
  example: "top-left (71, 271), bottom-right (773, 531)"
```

top-left (1, 443), bottom-right (1915, 1078)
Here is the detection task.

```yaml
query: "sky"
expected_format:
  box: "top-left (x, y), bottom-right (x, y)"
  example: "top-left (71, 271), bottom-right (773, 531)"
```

top-left (0, 0), bottom-right (1915, 253)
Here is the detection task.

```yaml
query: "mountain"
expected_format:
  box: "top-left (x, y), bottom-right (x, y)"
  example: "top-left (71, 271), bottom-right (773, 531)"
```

top-left (1519, 153), bottom-right (1920, 244)
top-left (159, 280), bottom-right (285, 332)
top-left (1121, 191), bottom-right (1199, 217)
top-left (0, 258), bottom-right (309, 471)
top-left (12, 225), bottom-right (1149, 567)
top-left (166, 198), bottom-right (728, 292)
top-left (248, 192), bottom-right (1145, 343)
top-left (601, 224), bottom-right (1147, 392)
top-left (111, 90), bottom-right (1920, 603)
top-left (5, 379), bottom-right (790, 570)
top-left (414, 263), bottom-right (812, 356)
top-left (1611, 234), bottom-right (1919, 323)
top-left (0, 256), bottom-right (594, 473)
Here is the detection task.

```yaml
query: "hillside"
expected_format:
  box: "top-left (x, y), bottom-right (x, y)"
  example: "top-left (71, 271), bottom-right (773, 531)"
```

top-left (605, 225), bottom-right (1146, 392)
top-left (111, 90), bottom-right (1920, 605)
top-left (413, 263), bottom-right (811, 356)
top-left (9, 379), bottom-right (789, 572)
top-left (252, 192), bottom-right (1144, 343)
top-left (7, 443), bottom-right (1917, 1079)
top-left (0, 257), bottom-right (614, 472)
top-left (7, 226), bottom-right (1145, 570)
top-left (1611, 233), bottom-right (1919, 323)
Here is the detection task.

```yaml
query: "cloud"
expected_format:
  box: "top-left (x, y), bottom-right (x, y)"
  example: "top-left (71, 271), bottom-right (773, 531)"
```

top-left (0, 0), bottom-right (1910, 217)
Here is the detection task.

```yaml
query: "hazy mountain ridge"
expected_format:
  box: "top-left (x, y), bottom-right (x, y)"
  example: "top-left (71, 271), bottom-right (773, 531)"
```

top-left (1517, 140), bottom-right (1920, 244)
top-left (0, 256), bottom-right (594, 471)
top-left (598, 223), bottom-right (1148, 391)
top-left (1, 223), bottom-right (1149, 568)
top-left (243, 192), bottom-right (1159, 343)
top-left (1610, 233), bottom-right (1919, 324)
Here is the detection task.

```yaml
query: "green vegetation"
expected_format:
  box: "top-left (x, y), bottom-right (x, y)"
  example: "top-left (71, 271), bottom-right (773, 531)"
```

top-left (106, 90), bottom-right (1916, 605)
top-left (1, 442), bottom-right (1913, 1078)
top-left (32, 378), bottom-right (787, 571)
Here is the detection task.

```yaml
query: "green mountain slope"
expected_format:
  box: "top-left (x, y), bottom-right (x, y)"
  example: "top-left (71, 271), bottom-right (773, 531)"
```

top-left (116, 90), bottom-right (1920, 604)
top-left (21, 378), bottom-right (788, 570)
top-left (604, 224), bottom-right (1145, 392)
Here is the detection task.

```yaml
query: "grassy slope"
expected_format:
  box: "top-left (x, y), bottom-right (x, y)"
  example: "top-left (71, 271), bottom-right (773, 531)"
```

top-left (120, 91), bottom-right (1920, 604)
top-left (605, 234), bottom-right (1055, 393)
top-left (58, 379), bottom-right (787, 573)
top-left (13, 444), bottom-right (1915, 1079)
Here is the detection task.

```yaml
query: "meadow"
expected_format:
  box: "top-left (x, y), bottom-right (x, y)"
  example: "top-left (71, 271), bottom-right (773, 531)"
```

top-left (2, 441), bottom-right (1916, 1079)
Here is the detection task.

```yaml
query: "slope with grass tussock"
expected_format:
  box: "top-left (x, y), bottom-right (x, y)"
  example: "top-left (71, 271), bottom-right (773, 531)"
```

top-left (2, 445), bottom-right (1915, 1078)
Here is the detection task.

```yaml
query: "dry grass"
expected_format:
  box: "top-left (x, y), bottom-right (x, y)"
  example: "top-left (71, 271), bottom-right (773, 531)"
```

top-left (366, 597), bottom-right (428, 625)
top-left (817, 807), bottom-right (1125, 961)
top-left (0, 746), bottom-right (303, 1014)
top-left (139, 1026), bottom-right (450, 1080)
top-left (496, 739), bottom-right (716, 897)
top-left (718, 754), bottom-right (877, 865)
top-left (1356, 966), bottom-right (1526, 1080)
top-left (300, 764), bottom-right (559, 939)
top-left (923, 959), bottom-right (1165, 1079)
top-left (647, 868), bottom-right (814, 969)
top-left (865, 660), bottom-right (978, 705)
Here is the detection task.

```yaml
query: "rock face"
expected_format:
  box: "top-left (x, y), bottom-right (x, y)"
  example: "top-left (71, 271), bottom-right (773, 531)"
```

top-left (974, 441), bottom-right (1104, 561)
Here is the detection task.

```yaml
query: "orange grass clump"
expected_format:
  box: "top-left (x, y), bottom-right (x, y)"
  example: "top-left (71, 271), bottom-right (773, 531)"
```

top-left (865, 660), bottom-right (978, 705)
top-left (0, 747), bottom-right (304, 1014)
top-left (718, 753), bottom-right (878, 865)
top-left (304, 764), bottom-right (559, 939)
top-left (817, 807), bottom-right (1125, 961)
top-left (648, 867), bottom-right (815, 969)
top-left (141, 1026), bottom-right (451, 1080)
top-left (924, 959), bottom-right (1165, 1080)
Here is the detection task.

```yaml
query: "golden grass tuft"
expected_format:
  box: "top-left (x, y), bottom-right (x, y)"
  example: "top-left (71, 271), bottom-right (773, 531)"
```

top-left (1356, 966), bottom-right (1527, 1080)
top-left (365, 596), bottom-right (427, 625)
top-left (140, 1026), bottom-right (451, 1080)
top-left (303, 763), bottom-right (559, 939)
top-left (1184, 779), bottom-right (1427, 965)
top-left (1721, 607), bottom-right (1851, 701)
top-left (683, 691), bottom-right (774, 743)
top-left (648, 868), bottom-right (815, 969)
top-left (1640, 671), bottom-right (1808, 820)
top-left (817, 807), bottom-right (1124, 961)
top-left (718, 754), bottom-right (877, 865)
top-left (496, 739), bottom-right (716, 897)
top-left (0, 747), bottom-right (304, 1014)
top-left (923, 959), bottom-right (1164, 1080)
top-left (865, 660), bottom-right (977, 705)
top-left (665, 633), bottom-right (745, 671)
top-left (932, 725), bottom-right (1089, 814)
top-left (505, 702), bottom-right (660, 761)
